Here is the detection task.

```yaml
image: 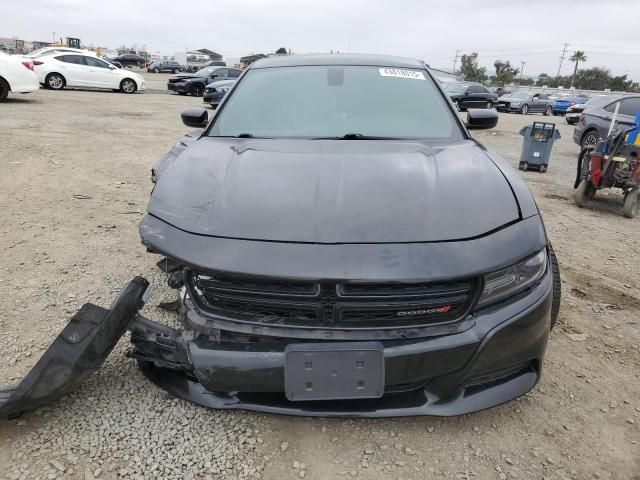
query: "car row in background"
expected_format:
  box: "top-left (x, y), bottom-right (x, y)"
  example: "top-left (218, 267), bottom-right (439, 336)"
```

top-left (0, 51), bottom-right (39, 101)
top-left (496, 91), bottom-right (554, 115)
top-left (202, 79), bottom-right (236, 108)
top-left (442, 82), bottom-right (498, 110)
top-left (573, 95), bottom-right (640, 148)
top-left (167, 65), bottom-right (242, 96)
top-left (552, 95), bottom-right (588, 116)
top-left (33, 53), bottom-right (145, 93)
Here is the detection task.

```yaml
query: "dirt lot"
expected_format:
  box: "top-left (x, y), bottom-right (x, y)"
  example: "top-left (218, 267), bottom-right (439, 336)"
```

top-left (1, 73), bottom-right (638, 480)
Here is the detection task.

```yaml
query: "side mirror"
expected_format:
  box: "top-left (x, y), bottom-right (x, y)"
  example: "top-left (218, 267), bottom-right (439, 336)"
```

top-left (465, 109), bottom-right (498, 130)
top-left (181, 107), bottom-right (208, 128)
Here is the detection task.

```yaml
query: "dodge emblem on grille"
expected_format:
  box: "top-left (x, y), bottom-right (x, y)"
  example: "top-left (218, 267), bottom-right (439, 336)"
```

top-left (396, 305), bottom-right (452, 316)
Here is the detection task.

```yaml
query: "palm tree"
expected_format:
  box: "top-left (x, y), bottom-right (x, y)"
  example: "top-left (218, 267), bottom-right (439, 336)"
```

top-left (570, 51), bottom-right (587, 88)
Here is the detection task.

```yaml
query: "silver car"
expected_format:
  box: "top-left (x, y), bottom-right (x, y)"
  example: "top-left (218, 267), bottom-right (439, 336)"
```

top-left (495, 91), bottom-right (554, 115)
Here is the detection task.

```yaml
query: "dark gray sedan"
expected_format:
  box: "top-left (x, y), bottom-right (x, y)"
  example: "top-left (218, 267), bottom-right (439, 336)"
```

top-left (573, 95), bottom-right (640, 148)
top-left (496, 91), bottom-right (554, 115)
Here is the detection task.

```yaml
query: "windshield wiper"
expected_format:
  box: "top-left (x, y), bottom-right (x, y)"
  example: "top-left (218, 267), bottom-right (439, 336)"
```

top-left (313, 133), bottom-right (399, 140)
top-left (235, 133), bottom-right (254, 138)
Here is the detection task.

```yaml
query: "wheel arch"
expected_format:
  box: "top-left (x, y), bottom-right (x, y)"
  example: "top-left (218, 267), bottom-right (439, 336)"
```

top-left (0, 75), bottom-right (11, 91)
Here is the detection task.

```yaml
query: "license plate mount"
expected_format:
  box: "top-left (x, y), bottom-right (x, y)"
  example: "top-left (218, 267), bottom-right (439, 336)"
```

top-left (284, 342), bottom-right (385, 401)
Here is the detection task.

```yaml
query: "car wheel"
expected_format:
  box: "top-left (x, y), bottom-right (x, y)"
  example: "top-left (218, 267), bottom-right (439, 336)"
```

top-left (581, 130), bottom-right (599, 149)
top-left (0, 77), bottom-right (9, 101)
top-left (522, 162), bottom-right (528, 171)
top-left (520, 104), bottom-right (529, 115)
top-left (120, 78), bottom-right (137, 94)
top-left (549, 244), bottom-right (561, 330)
top-left (153, 67), bottom-right (160, 73)
top-left (46, 73), bottom-right (65, 90)
top-left (453, 99), bottom-right (460, 111)
top-left (544, 105), bottom-right (552, 116)
top-left (623, 189), bottom-right (640, 218)
top-left (173, 69), bottom-right (180, 74)
top-left (191, 84), bottom-right (204, 97)
top-left (486, 101), bottom-right (493, 109)
top-left (575, 179), bottom-right (596, 207)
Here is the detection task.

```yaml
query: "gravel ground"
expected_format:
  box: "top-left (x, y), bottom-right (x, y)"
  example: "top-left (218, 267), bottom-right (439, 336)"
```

top-left (0, 73), bottom-right (639, 480)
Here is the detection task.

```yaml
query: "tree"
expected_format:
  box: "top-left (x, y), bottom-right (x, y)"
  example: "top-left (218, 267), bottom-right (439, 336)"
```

top-left (570, 51), bottom-right (587, 88)
top-left (494, 60), bottom-right (519, 85)
top-left (574, 67), bottom-right (610, 90)
top-left (458, 52), bottom-right (486, 82)
top-left (275, 47), bottom-right (287, 55)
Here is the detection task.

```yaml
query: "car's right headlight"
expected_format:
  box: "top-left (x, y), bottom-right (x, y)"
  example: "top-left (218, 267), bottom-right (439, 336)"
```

top-left (476, 249), bottom-right (547, 308)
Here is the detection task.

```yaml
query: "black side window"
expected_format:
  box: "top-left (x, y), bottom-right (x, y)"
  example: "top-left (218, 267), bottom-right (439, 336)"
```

top-left (604, 101), bottom-right (618, 113)
top-left (619, 98), bottom-right (640, 117)
top-left (213, 68), bottom-right (228, 78)
top-left (228, 69), bottom-right (242, 78)
top-left (478, 86), bottom-right (489, 94)
top-left (468, 86), bottom-right (482, 94)
top-left (85, 57), bottom-right (108, 68)
top-left (61, 55), bottom-right (86, 65)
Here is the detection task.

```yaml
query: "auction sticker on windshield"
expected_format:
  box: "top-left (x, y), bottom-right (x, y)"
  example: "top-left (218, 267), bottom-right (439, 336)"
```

top-left (378, 68), bottom-right (425, 80)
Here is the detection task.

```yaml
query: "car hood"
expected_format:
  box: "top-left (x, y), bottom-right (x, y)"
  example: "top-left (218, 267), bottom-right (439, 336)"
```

top-left (205, 80), bottom-right (236, 89)
top-left (148, 138), bottom-right (520, 244)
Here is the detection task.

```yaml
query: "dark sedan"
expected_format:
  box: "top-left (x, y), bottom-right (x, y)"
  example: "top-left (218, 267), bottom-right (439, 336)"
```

top-left (573, 95), bottom-right (640, 148)
top-left (1, 54), bottom-right (560, 419)
top-left (443, 82), bottom-right (498, 111)
top-left (113, 53), bottom-right (146, 68)
top-left (496, 91), bottom-right (554, 115)
top-left (167, 66), bottom-right (242, 96)
top-left (202, 79), bottom-right (236, 108)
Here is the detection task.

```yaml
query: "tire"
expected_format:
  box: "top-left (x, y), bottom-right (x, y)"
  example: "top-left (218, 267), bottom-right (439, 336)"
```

top-left (581, 130), bottom-right (599, 149)
top-left (518, 161), bottom-right (524, 170)
top-left (46, 73), bottom-right (65, 90)
top-left (575, 179), bottom-right (596, 207)
top-left (520, 104), bottom-right (529, 115)
top-left (522, 162), bottom-right (528, 171)
top-left (549, 244), bottom-right (561, 330)
top-left (153, 67), bottom-right (160, 73)
top-left (486, 101), bottom-right (493, 109)
top-left (191, 84), bottom-right (204, 97)
top-left (120, 78), bottom-right (137, 94)
top-left (574, 147), bottom-right (591, 189)
top-left (544, 105), bottom-right (552, 116)
top-left (0, 77), bottom-right (9, 101)
top-left (173, 68), bottom-right (180, 74)
top-left (623, 189), bottom-right (640, 218)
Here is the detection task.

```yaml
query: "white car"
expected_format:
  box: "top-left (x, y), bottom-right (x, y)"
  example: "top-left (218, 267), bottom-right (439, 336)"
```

top-left (0, 51), bottom-right (40, 101)
top-left (34, 53), bottom-right (145, 93)
top-left (22, 47), bottom-right (97, 59)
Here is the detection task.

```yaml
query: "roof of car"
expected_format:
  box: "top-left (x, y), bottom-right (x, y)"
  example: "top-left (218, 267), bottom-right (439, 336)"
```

top-left (249, 53), bottom-right (425, 69)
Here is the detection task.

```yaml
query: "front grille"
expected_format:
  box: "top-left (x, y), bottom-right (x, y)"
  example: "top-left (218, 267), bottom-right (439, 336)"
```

top-left (187, 271), bottom-right (478, 330)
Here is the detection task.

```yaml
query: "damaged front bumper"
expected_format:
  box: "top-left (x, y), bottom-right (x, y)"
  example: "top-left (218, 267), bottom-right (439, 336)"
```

top-left (2, 266), bottom-right (552, 419)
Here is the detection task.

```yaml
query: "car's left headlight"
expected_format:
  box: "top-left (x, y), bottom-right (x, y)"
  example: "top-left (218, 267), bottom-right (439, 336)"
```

top-left (510, 101), bottom-right (521, 106)
top-left (219, 86), bottom-right (231, 93)
top-left (476, 249), bottom-right (547, 308)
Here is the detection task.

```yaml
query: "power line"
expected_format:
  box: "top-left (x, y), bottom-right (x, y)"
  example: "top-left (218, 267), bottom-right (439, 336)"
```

top-left (452, 50), bottom-right (461, 72)
top-left (557, 43), bottom-right (569, 77)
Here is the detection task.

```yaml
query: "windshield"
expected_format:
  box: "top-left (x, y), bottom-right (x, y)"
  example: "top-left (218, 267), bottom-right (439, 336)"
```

top-left (209, 65), bottom-right (462, 140)
top-left (195, 66), bottom-right (219, 76)
top-left (443, 83), bottom-right (468, 94)
top-left (510, 91), bottom-right (531, 99)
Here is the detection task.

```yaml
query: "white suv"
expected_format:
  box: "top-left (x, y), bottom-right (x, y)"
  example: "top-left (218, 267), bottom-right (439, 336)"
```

top-left (0, 51), bottom-right (39, 101)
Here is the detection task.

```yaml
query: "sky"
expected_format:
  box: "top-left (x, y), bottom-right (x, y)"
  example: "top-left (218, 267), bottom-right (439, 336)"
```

top-left (3, 0), bottom-right (640, 80)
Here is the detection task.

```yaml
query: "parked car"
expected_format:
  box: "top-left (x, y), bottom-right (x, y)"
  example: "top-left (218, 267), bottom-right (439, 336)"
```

top-left (552, 95), bottom-right (588, 116)
top-left (443, 82), bottom-right (498, 110)
top-left (0, 51), bottom-right (39, 101)
top-left (148, 60), bottom-right (181, 74)
top-left (33, 53), bottom-right (145, 93)
top-left (103, 56), bottom-right (123, 68)
top-left (492, 86), bottom-right (512, 97)
top-left (202, 79), bottom-right (236, 108)
top-left (496, 91), bottom-right (554, 115)
top-left (573, 95), bottom-right (640, 148)
top-left (113, 53), bottom-right (146, 68)
top-left (565, 95), bottom-right (621, 125)
top-left (167, 66), bottom-right (242, 96)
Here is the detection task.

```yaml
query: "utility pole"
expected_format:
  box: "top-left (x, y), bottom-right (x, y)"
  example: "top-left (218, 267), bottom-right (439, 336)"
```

top-left (557, 43), bottom-right (569, 77)
top-left (453, 50), bottom-right (461, 73)
top-left (519, 61), bottom-right (526, 85)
